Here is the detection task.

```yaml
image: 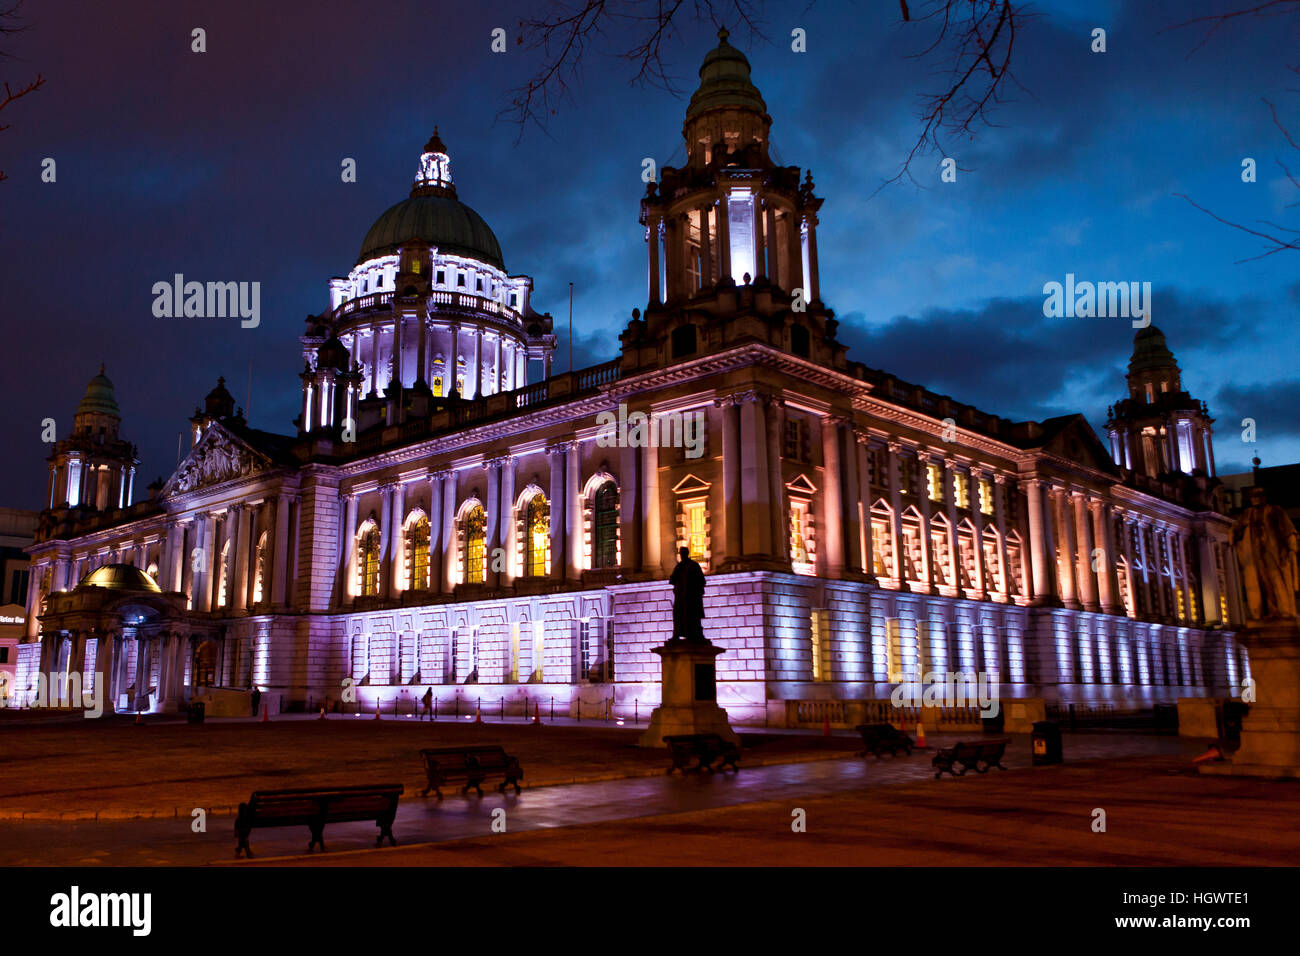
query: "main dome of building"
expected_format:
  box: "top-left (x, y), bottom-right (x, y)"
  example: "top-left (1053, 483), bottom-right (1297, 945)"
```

top-left (357, 194), bottom-right (504, 270)
top-left (355, 127), bottom-right (505, 270)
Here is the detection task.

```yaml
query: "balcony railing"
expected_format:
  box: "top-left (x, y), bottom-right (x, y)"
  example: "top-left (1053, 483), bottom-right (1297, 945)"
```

top-left (329, 289), bottom-right (521, 323)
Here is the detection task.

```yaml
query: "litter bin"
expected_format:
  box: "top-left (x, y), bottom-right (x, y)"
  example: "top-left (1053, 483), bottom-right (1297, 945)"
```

top-left (187, 701), bottom-right (205, 724)
top-left (1031, 720), bottom-right (1062, 765)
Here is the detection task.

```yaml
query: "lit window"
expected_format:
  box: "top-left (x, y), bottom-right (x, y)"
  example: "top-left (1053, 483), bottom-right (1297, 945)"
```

top-left (252, 533), bottom-right (268, 603)
top-left (954, 472), bottom-right (970, 510)
top-left (358, 525), bottom-right (380, 596)
top-left (525, 494), bottom-right (550, 577)
top-left (927, 463), bottom-right (943, 502)
top-left (464, 505), bottom-right (486, 584)
top-left (684, 501), bottom-right (707, 561)
top-left (592, 482), bottom-right (619, 569)
top-left (407, 515), bottom-right (430, 590)
top-left (979, 479), bottom-right (994, 516)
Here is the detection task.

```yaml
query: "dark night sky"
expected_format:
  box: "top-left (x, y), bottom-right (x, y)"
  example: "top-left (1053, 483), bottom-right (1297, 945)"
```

top-left (1, 0), bottom-right (1296, 509)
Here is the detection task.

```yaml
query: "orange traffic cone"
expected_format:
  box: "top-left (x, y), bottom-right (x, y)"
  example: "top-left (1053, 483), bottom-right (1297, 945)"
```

top-left (915, 721), bottom-right (927, 748)
top-left (474, 704), bottom-right (482, 724)
top-left (261, 704), bottom-right (269, 723)
top-left (1193, 744), bottom-right (1223, 764)
top-left (374, 700), bottom-right (382, 720)
top-left (318, 706), bottom-right (326, 720)
top-left (532, 701), bottom-right (541, 725)
top-left (822, 717), bottom-right (831, 738)
top-left (134, 710), bottom-right (144, 726)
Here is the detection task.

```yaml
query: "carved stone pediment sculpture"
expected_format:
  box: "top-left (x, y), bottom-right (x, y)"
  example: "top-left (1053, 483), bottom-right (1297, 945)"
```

top-left (166, 427), bottom-right (266, 496)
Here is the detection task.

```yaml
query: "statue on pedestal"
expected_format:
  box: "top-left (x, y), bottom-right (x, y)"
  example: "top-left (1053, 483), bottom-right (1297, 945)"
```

top-left (669, 546), bottom-right (707, 642)
top-left (1232, 487), bottom-right (1300, 623)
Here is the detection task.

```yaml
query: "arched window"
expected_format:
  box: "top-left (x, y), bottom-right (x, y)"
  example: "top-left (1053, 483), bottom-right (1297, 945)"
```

top-left (406, 514), bottom-right (430, 590)
top-left (463, 504), bottom-right (486, 584)
top-left (357, 522), bottom-right (380, 596)
top-left (525, 494), bottom-right (550, 577)
top-left (252, 532), bottom-right (268, 604)
top-left (592, 482), bottom-right (619, 569)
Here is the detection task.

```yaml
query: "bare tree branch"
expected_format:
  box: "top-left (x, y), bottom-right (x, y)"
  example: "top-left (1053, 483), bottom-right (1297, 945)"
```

top-left (0, 0), bottom-right (42, 183)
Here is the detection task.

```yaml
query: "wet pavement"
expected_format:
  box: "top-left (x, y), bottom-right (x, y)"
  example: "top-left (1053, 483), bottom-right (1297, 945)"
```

top-left (0, 732), bottom-right (1200, 865)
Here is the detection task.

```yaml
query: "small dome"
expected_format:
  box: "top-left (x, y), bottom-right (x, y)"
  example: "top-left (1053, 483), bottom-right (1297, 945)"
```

top-left (358, 195), bottom-right (504, 270)
top-left (686, 28), bottom-right (768, 122)
top-left (203, 376), bottom-right (236, 418)
top-left (1129, 325), bottom-right (1178, 374)
top-left (77, 563), bottom-right (162, 593)
top-left (76, 365), bottom-right (121, 418)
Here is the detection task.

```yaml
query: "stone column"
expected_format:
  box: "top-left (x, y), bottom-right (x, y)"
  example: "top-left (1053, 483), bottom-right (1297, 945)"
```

top-left (697, 206), bottom-right (712, 288)
top-left (272, 493), bottom-right (292, 606)
top-left (369, 320), bottom-right (380, 397)
top-left (856, 434), bottom-right (875, 581)
top-left (472, 327), bottom-right (484, 398)
top-left (393, 309), bottom-right (404, 389)
top-left (969, 470), bottom-right (987, 597)
top-left (566, 442), bottom-right (583, 577)
top-left (449, 325), bottom-right (460, 393)
top-left (887, 442), bottom-right (904, 585)
top-left (767, 397), bottom-right (789, 565)
top-left (416, 304), bottom-right (429, 387)
top-left (993, 475), bottom-right (1012, 597)
top-left (618, 443), bottom-right (640, 571)
top-left (765, 202), bottom-right (779, 286)
top-left (817, 413), bottom-right (845, 575)
top-left (1026, 480), bottom-right (1051, 603)
top-left (515, 349), bottom-right (525, 389)
top-left (500, 456), bottom-right (515, 584)
top-left (647, 215), bottom-right (662, 306)
top-left (716, 192), bottom-right (731, 283)
top-left (341, 493), bottom-right (359, 601)
top-left (753, 193), bottom-right (766, 280)
top-left (548, 446), bottom-right (566, 582)
top-left (1198, 531), bottom-right (1223, 626)
top-left (916, 455), bottom-right (935, 592)
top-left (441, 473), bottom-right (459, 591)
top-left (1052, 486), bottom-right (1079, 609)
top-left (133, 635), bottom-right (151, 711)
top-left (233, 504), bottom-right (252, 611)
top-left (842, 424), bottom-right (863, 576)
top-left (740, 394), bottom-right (772, 558)
top-left (719, 396), bottom-right (741, 564)
top-left (485, 460), bottom-right (502, 587)
top-left (1074, 492), bottom-right (1099, 612)
top-left (427, 471), bottom-right (444, 592)
top-left (942, 460), bottom-right (961, 590)
top-left (639, 437), bottom-right (660, 576)
top-left (390, 481), bottom-right (406, 595)
top-left (1093, 500), bottom-right (1122, 615)
top-left (377, 484), bottom-right (394, 598)
top-left (804, 213), bottom-right (820, 303)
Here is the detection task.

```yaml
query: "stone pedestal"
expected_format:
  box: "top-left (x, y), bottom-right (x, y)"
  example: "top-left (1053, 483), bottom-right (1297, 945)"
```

top-left (638, 640), bottom-right (739, 748)
top-left (1201, 622), bottom-right (1300, 778)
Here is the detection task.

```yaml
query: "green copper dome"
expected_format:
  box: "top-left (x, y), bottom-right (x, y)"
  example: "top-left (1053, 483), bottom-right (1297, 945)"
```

top-left (1128, 325), bottom-right (1178, 374)
top-left (76, 365), bottom-right (121, 418)
top-left (358, 195), bottom-right (504, 270)
top-left (78, 563), bottom-right (161, 593)
top-left (686, 28), bottom-right (768, 122)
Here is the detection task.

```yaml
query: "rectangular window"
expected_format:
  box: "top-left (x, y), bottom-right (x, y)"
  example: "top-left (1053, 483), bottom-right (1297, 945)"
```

top-left (979, 479), bottom-right (994, 516)
top-left (578, 619), bottom-right (592, 681)
top-left (954, 472), bottom-right (970, 510)
top-left (684, 501), bottom-right (707, 562)
top-left (0, 647), bottom-right (9, 664)
top-left (810, 609), bottom-right (828, 681)
top-left (436, 270), bottom-right (445, 284)
top-left (886, 618), bottom-right (903, 682)
top-left (457, 273), bottom-right (466, 287)
top-left (927, 463), bottom-right (943, 502)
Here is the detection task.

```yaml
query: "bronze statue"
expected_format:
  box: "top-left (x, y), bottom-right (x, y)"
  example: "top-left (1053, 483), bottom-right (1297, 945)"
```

top-left (669, 546), bottom-right (707, 642)
top-left (1232, 487), bottom-right (1299, 622)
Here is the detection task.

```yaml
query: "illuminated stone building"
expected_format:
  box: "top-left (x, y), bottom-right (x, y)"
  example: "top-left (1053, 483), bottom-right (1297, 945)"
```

top-left (19, 31), bottom-right (1246, 723)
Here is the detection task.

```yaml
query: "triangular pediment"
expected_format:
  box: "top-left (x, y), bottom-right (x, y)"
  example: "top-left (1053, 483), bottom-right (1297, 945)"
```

top-left (671, 473), bottom-right (712, 495)
top-left (1040, 415), bottom-right (1117, 472)
top-left (785, 473), bottom-right (818, 495)
top-left (162, 423), bottom-right (273, 497)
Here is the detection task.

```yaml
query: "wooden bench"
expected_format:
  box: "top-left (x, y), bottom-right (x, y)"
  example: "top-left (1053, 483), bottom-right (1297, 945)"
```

top-left (932, 738), bottom-right (1010, 778)
top-left (418, 745), bottom-right (524, 798)
top-left (234, 783), bottom-right (403, 858)
top-left (854, 722), bottom-right (914, 758)
top-left (664, 733), bottom-right (741, 774)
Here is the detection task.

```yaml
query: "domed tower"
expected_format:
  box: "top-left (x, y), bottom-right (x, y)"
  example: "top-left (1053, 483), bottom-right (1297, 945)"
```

top-left (1106, 326), bottom-right (1216, 478)
top-left (302, 127), bottom-right (555, 434)
top-left (44, 365), bottom-right (140, 512)
top-left (624, 29), bottom-right (842, 373)
top-left (189, 376), bottom-right (240, 446)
